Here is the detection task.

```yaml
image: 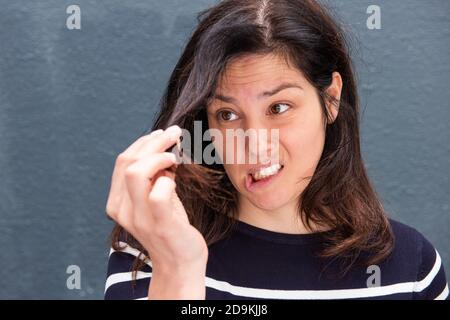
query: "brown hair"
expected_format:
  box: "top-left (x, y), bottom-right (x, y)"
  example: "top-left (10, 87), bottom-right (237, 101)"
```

top-left (110, 0), bottom-right (394, 278)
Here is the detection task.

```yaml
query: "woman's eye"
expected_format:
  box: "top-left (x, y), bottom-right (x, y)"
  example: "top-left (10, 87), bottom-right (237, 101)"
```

top-left (269, 103), bottom-right (290, 115)
top-left (217, 110), bottom-right (238, 122)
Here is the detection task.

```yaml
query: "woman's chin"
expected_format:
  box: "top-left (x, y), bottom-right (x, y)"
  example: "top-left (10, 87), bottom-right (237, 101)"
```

top-left (246, 194), bottom-right (289, 211)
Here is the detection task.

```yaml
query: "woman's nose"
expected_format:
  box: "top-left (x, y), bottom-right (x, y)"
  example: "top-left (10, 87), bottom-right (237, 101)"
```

top-left (243, 121), bottom-right (280, 165)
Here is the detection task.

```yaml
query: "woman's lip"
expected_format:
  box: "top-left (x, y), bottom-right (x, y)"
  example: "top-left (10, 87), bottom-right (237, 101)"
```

top-left (245, 165), bottom-right (284, 192)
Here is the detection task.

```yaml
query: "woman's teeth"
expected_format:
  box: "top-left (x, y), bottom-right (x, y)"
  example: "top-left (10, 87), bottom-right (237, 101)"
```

top-left (252, 164), bottom-right (282, 181)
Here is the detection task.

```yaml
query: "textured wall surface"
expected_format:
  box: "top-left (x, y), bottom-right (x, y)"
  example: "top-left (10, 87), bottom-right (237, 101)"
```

top-left (0, 0), bottom-right (448, 299)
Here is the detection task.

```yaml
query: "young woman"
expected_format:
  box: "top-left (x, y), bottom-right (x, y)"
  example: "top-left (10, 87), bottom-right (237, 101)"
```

top-left (104, 0), bottom-right (448, 300)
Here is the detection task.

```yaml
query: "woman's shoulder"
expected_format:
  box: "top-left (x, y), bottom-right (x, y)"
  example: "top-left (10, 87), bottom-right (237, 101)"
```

top-left (388, 218), bottom-right (440, 259)
top-left (387, 218), bottom-right (442, 270)
top-left (389, 217), bottom-right (425, 236)
top-left (385, 218), bottom-right (448, 299)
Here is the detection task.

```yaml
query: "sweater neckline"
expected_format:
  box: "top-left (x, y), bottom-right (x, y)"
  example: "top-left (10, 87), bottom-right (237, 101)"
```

top-left (233, 219), bottom-right (334, 245)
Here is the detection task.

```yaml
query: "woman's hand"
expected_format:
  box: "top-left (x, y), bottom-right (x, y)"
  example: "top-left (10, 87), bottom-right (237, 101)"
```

top-left (105, 125), bottom-right (208, 299)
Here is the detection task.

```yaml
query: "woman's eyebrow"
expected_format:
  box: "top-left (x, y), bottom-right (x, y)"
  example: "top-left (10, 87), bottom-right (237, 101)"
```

top-left (214, 82), bottom-right (303, 104)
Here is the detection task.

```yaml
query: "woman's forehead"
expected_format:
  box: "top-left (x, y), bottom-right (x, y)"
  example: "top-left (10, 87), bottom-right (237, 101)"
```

top-left (220, 54), bottom-right (295, 80)
top-left (216, 54), bottom-right (306, 94)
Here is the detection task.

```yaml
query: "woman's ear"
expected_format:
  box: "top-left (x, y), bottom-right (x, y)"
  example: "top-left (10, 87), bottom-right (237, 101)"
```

top-left (325, 71), bottom-right (343, 124)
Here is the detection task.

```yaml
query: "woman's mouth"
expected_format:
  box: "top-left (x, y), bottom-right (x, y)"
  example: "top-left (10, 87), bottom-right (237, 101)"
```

top-left (245, 163), bottom-right (284, 192)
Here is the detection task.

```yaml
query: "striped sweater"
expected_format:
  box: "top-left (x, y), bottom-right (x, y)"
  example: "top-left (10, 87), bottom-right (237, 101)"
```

top-left (104, 219), bottom-right (449, 300)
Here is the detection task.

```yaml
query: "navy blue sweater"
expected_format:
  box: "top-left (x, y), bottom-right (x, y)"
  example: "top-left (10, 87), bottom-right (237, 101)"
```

top-left (104, 219), bottom-right (448, 300)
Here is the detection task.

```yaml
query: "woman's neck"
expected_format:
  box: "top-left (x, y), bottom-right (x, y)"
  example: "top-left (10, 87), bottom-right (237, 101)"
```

top-left (237, 197), bottom-right (321, 234)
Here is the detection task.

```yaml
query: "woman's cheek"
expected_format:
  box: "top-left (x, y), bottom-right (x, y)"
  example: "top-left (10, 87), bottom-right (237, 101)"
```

top-left (212, 131), bottom-right (239, 165)
top-left (222, 164), bottom-right (244, 193)
top-left (285, 127), bottom-right (325, 180)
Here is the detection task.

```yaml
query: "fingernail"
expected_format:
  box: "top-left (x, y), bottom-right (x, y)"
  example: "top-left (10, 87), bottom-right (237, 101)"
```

top-left (166, 125), bottom-right (182, 140)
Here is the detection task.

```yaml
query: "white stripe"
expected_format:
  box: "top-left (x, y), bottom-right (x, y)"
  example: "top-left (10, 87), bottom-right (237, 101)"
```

top-left (104, 271), bottom-right (151, 294)
top-left (413, 249), bottom-right (442, 291)
top-left (205, 277), bottom-right (414, 300)
top-left (109, 241), bottom-right (153, 267)
top-left (106, 243), bottom-right (444, 300)
top-left (204, 249), bottom-right (443, 299)
top-left (434, 284), bottom-right (449, 300)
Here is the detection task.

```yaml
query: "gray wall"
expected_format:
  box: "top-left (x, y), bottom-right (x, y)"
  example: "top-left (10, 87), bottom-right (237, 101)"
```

top-left (0, 0), bottom-right (448, 299)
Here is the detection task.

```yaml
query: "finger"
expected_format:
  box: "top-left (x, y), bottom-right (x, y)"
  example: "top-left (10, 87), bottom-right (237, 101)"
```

top-left (171, 190), bottom-right (189, 223)
top-left (133, 125), bottom-right (182, 159)
top-left (164, 169), bottom-right (176, 181)
top-left (108, 129), bottom-right (166, 211)
top-left (148, 170), bottom-right (188, 223)
top-left (121, 129), bottom-right (164, 157)
top-left (147, 175), bottom-right (176, 222)
top-left (125, 152), bottom-right (177, 206)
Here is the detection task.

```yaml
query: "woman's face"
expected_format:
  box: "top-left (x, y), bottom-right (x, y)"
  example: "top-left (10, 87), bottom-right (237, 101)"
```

top-left (206, 53), bottom-right (341, 213)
